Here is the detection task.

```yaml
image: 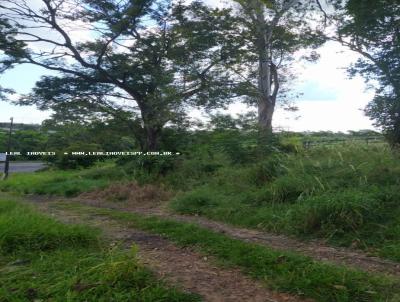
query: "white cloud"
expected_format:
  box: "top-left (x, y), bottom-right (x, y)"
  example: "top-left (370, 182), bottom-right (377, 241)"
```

top-left (279, 41), bottom-right (376, 132)
top-left (274, 98), bottom-right (375, 132)
top-left (225, 41), bottom-right (377, 132)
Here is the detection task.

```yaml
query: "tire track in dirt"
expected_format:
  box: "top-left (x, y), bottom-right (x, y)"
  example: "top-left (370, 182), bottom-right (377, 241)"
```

top-left (30, 199), bottom-right (310, 302)
top-left (69, 196), bottom-right (400, 277)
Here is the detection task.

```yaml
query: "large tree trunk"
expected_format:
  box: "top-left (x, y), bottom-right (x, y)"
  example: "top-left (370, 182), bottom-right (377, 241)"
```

top-left (136, 99), bottom-right (163, 151)
top-left (254, 2), bottom-right (277, 141)
top-left (144, 125), bottom-right (161, 151)
top-left (258, 96), bottom-right (275, 133)
top-left (258, 55), bottom-right (274, 134)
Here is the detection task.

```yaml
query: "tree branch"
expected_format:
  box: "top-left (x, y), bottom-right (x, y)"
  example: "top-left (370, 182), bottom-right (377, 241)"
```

top-left (315, 0), bottom-right (328, 25)
top-left (270, 62), bottom-right (279, 102)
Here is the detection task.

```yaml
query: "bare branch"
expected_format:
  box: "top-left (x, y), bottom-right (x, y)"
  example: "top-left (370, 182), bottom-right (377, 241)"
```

top-left (315, 0), bottom-right (328, 25)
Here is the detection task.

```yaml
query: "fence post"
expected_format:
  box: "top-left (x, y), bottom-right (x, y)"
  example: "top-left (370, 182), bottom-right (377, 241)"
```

top-left (3, 117), bottom-right (13, 180)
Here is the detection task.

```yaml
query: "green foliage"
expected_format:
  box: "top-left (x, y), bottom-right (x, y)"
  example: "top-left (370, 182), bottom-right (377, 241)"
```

top-left (333, 0), bottom-right (400, 145)
top-left (5, 0), bottom-right (249, 150)
top-left (284, 188), bottom-right (397, 237)
top-left (246, 156), bottom-right (286, 185)
top-left (3, 132), bottom-right (400, 263)
top-left (171, 186), bottom-right (219, 214)
top-left (0, 17), bottom-right (26, 99)
top-left (49, 142), bottom-right (103, 169)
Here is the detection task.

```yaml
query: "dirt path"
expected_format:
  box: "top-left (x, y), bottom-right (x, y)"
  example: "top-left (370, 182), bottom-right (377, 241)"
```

top-left (61, 196), bottom-right (400, 278)
top-left (29, 199), bottom-right (309, 302)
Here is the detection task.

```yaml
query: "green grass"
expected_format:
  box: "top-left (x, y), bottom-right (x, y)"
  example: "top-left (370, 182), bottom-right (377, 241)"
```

top-left (0, 199), bottom-right (200, 302)
top-left (57, 201), bottom-right (400, 302)
top-left (170, 144), bottom-right (400, 261)
top-left (0, 200), bottom-right (98, 254)
top-left (0, 163), bottom-right (129, 197)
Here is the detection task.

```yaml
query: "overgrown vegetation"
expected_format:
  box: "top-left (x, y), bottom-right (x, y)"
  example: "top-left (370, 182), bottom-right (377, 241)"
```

top-left (170, 142), bottom-right (400, 261)
top-left (0, 199), bottom-right (199, 301)
top-left (2, 130), bottom-right (399, 263)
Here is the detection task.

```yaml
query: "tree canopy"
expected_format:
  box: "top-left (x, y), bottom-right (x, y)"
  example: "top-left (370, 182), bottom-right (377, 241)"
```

top-left (0, 17), bottom-right (26, 99)
top-left (0, 0), bottom-right (245, 150)
top-left (229, 0), bottom-right (326, 138)
top-left (331, 0), bottom-right (400, 145)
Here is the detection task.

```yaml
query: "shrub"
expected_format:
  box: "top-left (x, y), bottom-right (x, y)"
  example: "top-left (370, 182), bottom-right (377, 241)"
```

top-left (241, 187), bottom-right (274, 206)
top-left (270, 174), bottom-right (322, 203)
top-left (48, 143), bottom-right (103, 169)
top-left (211, 130), bottom-right (258, 164)
top-left (246, 156), bottom-right (287, 186)
top-left (284, 188), bottom-right (395, 238)
top-left (171, 187), bottom-right (219, 215)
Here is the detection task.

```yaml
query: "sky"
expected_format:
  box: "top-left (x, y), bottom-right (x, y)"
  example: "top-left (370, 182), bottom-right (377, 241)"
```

top-left (0, 0), bottom-right (377, 132)
top-left (219, 41), bottom-right (376, 132)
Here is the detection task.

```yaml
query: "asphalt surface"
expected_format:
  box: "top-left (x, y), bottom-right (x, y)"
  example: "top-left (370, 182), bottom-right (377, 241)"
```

top-left (0, 162), bottom-right (46, 173)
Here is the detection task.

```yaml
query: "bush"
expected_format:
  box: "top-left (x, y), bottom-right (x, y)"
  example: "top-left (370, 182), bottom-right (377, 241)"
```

top-left (171, 187), bottom-right (219, 215)
top-left (48, 143), bottom-right (103, 169)
top-left (120, 156), bottom-right (178, 184)
top-left (241, 187), bottom-right (274, 206)
top-left (211, 130), bottom-right (258, 164)
top-left (284, 188), bottom-right (395, 238)
top-left (246, 156), bottom-right (287, 186)
top-left (270, 174), bottom-right (322, 203)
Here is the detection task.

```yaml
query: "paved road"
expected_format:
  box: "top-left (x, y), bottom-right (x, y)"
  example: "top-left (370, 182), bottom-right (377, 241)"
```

top-left (0, 162), bottom-right (46, 173)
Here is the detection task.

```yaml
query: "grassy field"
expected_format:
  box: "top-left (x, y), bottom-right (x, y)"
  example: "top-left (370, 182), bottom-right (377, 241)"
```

top-left (2, 144), bottom-right (400, 262)
top-left (0, 199), bottom-right (199, 301)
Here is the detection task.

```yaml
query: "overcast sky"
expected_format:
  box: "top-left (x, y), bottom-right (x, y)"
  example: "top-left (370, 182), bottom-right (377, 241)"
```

top-left (0, 0), bottom-right (377, 132)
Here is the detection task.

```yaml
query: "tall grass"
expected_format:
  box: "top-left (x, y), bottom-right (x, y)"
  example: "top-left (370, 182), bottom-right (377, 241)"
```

top-left (171, 145), bottom-right (400, 261)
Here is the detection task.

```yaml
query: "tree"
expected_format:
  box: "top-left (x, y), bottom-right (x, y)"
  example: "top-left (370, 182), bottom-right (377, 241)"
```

top-left (0, 0), bottom-right (240, 150)
top-left (229, 0), bottom-right (327, 139)
top-left (330, 0), bottom-right (400, 146)
top-left (0, 17), bottom-right (26, 99)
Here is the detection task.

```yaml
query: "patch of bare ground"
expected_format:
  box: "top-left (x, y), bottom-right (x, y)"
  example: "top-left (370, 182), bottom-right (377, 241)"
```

top-left (79, 181), bottom-right (172, 208)
top-left (73, 188), bottom-right (400, 277)
top-left (33, 201), bottom-right (309, 302)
